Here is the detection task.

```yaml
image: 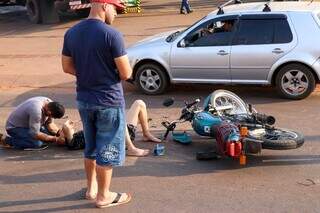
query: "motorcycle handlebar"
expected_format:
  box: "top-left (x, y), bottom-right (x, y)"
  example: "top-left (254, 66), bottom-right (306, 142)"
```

top-left (186, 98), bottom-right (200, 108)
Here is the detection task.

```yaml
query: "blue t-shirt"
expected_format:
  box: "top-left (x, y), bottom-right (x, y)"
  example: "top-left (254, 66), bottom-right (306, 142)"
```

top-left (62, 19), bottom-right (126, 107)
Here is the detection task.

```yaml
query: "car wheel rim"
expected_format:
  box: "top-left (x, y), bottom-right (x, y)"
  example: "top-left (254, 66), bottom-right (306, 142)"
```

top-left (139, 69), bottom-right (161, 92)
top-left (281, 70), bottom-right (309, 96)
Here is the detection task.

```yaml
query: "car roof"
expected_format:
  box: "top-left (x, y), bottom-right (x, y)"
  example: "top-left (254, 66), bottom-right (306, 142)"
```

top-left (208, 1), bottom-right (320, 17)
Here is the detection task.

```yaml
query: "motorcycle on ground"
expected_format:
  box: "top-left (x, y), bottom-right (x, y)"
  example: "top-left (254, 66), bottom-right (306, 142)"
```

top-left (161, 90), bottom-right (304, 164)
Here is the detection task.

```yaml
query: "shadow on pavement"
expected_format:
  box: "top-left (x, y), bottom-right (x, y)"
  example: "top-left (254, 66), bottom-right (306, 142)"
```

top-left (1, 133), bottom-right (319, 185)
top-left (0, 145), bottom-right (82, 162)
top-left (0, 81), bottom-right (301, 109)
top-left (0, 8), bottom-right (80, 37)
top-left (2, 203), bottom-right (93, 213)
top-left (0, 188), bottom-right (93, 211)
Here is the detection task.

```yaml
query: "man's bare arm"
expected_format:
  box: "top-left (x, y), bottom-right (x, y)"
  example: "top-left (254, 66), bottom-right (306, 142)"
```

top-left (114, 55), bottom-right (132, 80)
top-left (62, 55), bottom-right (76, 76)
top-left (34, 132), bottom-right (58, 143)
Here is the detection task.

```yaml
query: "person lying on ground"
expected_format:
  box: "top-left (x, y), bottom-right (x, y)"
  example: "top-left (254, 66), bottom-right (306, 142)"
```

top-left (56, 100), bottom-right (161, 156)
top-left (0, 96), bottom-right (65, 150)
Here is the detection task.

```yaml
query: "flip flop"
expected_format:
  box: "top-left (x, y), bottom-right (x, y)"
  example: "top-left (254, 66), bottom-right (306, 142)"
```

top-left (96, 193), bottom-right (131, 208)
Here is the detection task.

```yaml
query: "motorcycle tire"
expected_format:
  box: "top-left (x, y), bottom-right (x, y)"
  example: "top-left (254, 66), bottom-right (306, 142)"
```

top-left (249, 128), bottom-right (304, 150)
top-left (210, 90), bottom-right (248, 116)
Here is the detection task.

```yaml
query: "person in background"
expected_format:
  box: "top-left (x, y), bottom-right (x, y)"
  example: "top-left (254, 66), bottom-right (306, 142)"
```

top-left (180, 0), bottom-right (193, 14)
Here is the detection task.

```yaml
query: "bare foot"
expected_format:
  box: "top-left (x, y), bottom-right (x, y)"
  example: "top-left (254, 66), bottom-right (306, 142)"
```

top-left (127, 147), bottom-right (149, 157)
top-left (143, 132), bottom-right (161, 143)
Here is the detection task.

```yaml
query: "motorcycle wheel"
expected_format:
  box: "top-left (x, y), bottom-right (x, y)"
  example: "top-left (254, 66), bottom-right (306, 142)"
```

top-left (248, 128), bottom-right (304, 150)
top-left (210, 90), bottom-right (248, 116)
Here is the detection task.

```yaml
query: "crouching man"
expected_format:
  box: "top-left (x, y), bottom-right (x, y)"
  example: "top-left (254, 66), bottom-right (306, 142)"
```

top-left (1, 96), bottom-right (65, 150)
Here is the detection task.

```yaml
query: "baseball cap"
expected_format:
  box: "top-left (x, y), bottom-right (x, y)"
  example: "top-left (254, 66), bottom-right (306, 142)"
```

top-left (91, 0), bottom-right (125, 10)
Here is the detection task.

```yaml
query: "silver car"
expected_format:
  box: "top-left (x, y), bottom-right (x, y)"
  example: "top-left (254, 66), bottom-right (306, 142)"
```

top-left (127, 2), bottom-right (320, 99)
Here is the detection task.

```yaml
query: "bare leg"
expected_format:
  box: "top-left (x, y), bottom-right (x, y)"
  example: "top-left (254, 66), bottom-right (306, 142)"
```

top-left (84, 158), bottom-right (98, 200)
top-left (95, 165), bottom-right (129, 206)
top-left (125, 127), bottom-right (149, 157)
top-left (126, 100), bottom-right (161, 143)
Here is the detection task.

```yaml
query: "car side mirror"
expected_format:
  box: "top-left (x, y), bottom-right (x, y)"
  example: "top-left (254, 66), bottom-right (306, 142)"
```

top-left (179, 39), bottom-right (186, 48)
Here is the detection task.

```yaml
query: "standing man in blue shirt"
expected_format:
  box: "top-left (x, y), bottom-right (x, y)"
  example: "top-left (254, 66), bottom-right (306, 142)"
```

top-left (62, 0), bottom-right (132, 208)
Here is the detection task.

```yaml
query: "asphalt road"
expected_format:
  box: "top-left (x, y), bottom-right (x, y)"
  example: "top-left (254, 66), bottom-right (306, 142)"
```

top-left (0, 1), bottom-right (320, 212)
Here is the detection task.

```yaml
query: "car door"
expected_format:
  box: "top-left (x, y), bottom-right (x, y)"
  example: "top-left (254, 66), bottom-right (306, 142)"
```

top-left (230, 14), bottom-right (296, 83)
top-left (170, 15), bottom-right (239, 83)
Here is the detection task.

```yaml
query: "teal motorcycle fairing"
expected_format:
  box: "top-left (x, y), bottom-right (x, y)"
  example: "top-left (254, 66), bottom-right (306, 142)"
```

top-left (192, 111), bottom-right (222, 137)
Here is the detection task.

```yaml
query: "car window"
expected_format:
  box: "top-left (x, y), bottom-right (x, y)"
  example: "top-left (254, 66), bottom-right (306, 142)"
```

top-left (236, 19), bottom-right (274, 45)
top-left (235, 18), bottom-right (292, 45)
top-left (166, 16), bottom-right (207, 42)
top-left (274, 19), bottom-right (292, 43)
top-left (185, 19), bottom-right (237, 47)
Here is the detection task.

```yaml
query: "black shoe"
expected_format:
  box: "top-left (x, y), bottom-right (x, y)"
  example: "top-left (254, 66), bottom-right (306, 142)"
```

top-left (24, 144), bottom-right (48, 151)
top-left (0, 134), bottom-right (11, 148)
top-left (188, 10), bottom-right (193, 13)
top-left (196, 151), bottom-right (221, 161)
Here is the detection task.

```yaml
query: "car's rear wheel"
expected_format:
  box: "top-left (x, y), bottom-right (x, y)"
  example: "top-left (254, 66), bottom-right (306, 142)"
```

top-left (26, 0), bottom-right (41, 24)
top-left (276, 64), bottom-right (315, 100)
top-left (135, 63), bottom-right (169, 95)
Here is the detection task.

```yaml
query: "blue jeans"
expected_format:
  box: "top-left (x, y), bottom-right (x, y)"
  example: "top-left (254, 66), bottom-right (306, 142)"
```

top-left (181, 0), bottom-right (191, 13)
top-left (77, 101), bottom-right (125, 167)
top-left (5, 127), bottom-right (49, 149)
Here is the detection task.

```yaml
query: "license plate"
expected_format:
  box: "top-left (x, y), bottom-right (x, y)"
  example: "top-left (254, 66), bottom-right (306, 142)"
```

top-left (69, 1), bottom-right (82, 6)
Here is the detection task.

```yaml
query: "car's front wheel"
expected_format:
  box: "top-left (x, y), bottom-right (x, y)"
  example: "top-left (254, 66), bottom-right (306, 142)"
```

top-left (135, 63), bottom-right (169, 95)
top-left (276, 64), bottom-right (316, 100)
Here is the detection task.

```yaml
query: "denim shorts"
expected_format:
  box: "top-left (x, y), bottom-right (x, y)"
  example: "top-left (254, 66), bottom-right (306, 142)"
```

top-left (77, 101), bottom-right (126, 167)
